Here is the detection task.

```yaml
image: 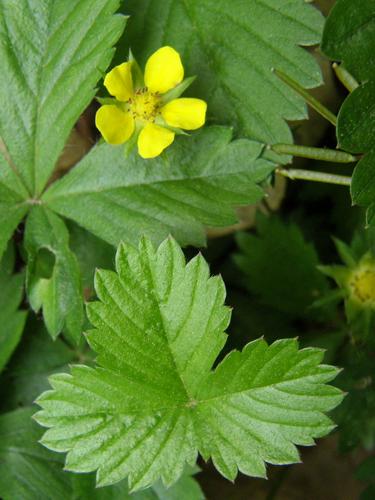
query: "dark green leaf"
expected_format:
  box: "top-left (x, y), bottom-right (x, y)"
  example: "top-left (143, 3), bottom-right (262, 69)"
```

top-left (120, 0), bottom-right (324, 146)
top-left (43, 127), bottom-right (276, 247)
top-left (234, 216), bottom-right (329, 316)
top-left (0, 243), bottom-right (27, 372)
top-left (0, 0), bottom-right (126, 198)
top-left (24, 206), bottom-right (83, 343)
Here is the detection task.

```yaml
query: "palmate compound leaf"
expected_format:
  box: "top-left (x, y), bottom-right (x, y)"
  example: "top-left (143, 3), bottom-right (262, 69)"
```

top-left (120, 0), bottom-right (324, 147)
top-left (35, 237), bottom-right (344, 491)
top-left (43, 126), bottom-right (276, 247)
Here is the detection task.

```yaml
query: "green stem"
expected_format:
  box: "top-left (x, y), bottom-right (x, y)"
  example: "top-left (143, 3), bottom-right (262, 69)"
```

top-left (332, 63), bottom-right (359, 92)
top-left (274, 68), bottom-right (337, 126)
top-left (271, 143), bottom-right (357, 163)
top-left (277, 167), bottom-right (352, 186)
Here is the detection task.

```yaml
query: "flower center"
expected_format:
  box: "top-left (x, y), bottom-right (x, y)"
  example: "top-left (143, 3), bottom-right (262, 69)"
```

top-left (349, 267), bottom-right (375, 306)
top-left (129, 88), bottom-right (160, 122)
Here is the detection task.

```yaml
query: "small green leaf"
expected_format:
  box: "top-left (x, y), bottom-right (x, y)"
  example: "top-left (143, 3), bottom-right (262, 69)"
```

top-left (120, 0), bottom-right (324, 146)
top-left (0, 243), bottom-right (27, 372)
top-left (35, 237), bottom-right (343, 491)
top-left (234, 216), bottom-right (329, 317)
top-left (0, 0), bottom-right (126, 198)
top-left (43, 127), bottom-right (276, 248)
top-left (24, 206), bottom-right (84, 343)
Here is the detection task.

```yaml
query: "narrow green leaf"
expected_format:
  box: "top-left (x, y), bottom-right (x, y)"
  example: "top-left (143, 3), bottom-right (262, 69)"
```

top-left (0, 243), bottom-right (27, 372)
top-left (43, 127), bottom-right (276, 248)
top-left (120, 0), bottom-right (324, 146)
top-left (24, 206), bottom-right (84, 343)
top-left (35, 237), bottom-right (343, 491)
top-left (0, 0), bottom-right (126, 197)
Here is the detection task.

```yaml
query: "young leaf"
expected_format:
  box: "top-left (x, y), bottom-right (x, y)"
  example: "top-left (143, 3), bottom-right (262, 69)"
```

top-left (35, 237), bottom-right (343, 491)
top-left (234, 216), bottom-right (329, 317)
top-left (43, 127), bottom-right (276, 248)
top-left (0, 244), bottom-right (27, 372)
top-left (24, 206), bottom-right (83, 343)
top-left (120, 0), bottom-right (324, 146)
top-left (0, 0), bottom-right (126, 198)
top-left (0, 408), bottom-right (203, 500)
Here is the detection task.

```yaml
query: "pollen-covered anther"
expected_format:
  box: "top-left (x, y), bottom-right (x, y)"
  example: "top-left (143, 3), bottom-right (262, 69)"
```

top-left (128, 88), bottom-right (160, 122)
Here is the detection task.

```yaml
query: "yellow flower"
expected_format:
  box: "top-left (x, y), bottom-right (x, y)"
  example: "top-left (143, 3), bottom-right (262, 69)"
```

top-left (95, 46), bottom-right (207, 159)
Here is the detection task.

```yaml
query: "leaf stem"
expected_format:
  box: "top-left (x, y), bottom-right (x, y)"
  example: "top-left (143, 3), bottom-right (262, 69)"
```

top-left (273, 69), bottom-right (337, 126)
top-left (271, 143), bottom-right (357, 163)
top-left (276, 167), bottom-right (352, 186)
top-left (332, 63), bottom-right (359, 92)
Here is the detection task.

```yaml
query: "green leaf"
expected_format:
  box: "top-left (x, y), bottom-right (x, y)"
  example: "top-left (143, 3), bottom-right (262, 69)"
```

top-left (0, 319), bottom-right (76, 411)
top-left (0, 0), bottom-right (126, 198)
top-left (321, 0), bottom-right (375, 82)
top-left (43, 127), bottom-right (276, 247)
top-left (120, 0), bottom-right (324, 147)
top-left (322, 0), bottom-right (375, 226)
top-left (24, 206), bottom-right (84, 343)
top-left (0, 243), bottom-right (27, 372)
top-left (234, 216), bottom-right (329, 317)
top-left (0, 407), bottom-right (203, 500)
top-left (35, 237), bottom-right (343, 491)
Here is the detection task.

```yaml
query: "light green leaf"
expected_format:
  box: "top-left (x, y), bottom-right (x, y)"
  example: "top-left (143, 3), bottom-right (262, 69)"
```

top-left (0, 407), bottom-right (203, 500)
top-left (120, 0), bottom-right (324, 146)
top-left (0, 0), bottom-right (126, 198)
top-left (35, 237), bottom-right (343, 491)
top-left (0, 243), bottom-right (27, 372)
top-left (43, 127), bottom-right (276, 247)
top-left (234, 216), bottom-right (329, 317)
top-left (24, 206), bottom-right (84, 343)
top-left (0, 201), bottom-right (28, 261)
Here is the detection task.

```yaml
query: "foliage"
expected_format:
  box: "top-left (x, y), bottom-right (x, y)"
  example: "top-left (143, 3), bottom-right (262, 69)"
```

top-left (0, 0), bottom-right (373, 497)
top-left (322, 0), bottom-right (375, 226)
top-left (35, 237), bottom-right (342, 490)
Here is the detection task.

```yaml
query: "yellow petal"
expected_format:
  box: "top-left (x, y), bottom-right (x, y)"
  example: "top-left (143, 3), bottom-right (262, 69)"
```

top-left (144, 46), bottom-right (184, 94)
top-left (161, 98), bottom-right (207, 130)
top-left (104, 62), bottom-right (133, 101)
top-left (95, 105), bottom-right (135, 145)
top-left (138, 123), bottom-right (175, 159)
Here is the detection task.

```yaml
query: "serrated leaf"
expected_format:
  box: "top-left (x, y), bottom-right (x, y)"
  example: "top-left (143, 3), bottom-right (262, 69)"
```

top-left (43, 127), bottom-right (276, 247)
top-left (0, 0), bottom-right (126, 199)
top-left (234, 216), bottom-right (329, 317)
top-left (24, 206), bottom-right (83, 343)
top-left (120, 0), bottom-right (324, 147)
top-left (0, 243), bottom-right (27, 372)
top-left (35, 237), bottom-right (343, 491)
top-left (0, 407), bottom-right (203, 500)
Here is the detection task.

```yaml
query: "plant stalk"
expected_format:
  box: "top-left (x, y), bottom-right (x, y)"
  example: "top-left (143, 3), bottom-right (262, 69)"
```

top-left (332, 63), bottom-right (359, 92)
top-left (276, 167), bottom-right (352, 186)
top-left (273, 68), bottom-right (337, 126)
top-left (271, 143), bottom-right (357, 163)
